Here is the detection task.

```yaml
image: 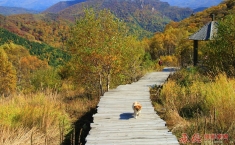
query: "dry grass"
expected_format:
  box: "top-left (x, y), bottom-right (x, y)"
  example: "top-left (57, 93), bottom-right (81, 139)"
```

top-left (0, 93), bottom-right (72, 145)
top-left (63, 95), bottom-right (99, 122)
top-left (0, 126), bottom-right (61, 145)
top-left (151, 70), bottom-right (235, 142)
top-left (0, 79), bottom-right (100, 145)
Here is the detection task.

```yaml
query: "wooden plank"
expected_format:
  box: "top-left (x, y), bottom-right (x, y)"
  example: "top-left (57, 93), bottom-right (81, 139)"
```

top-left (88, 130), bottom-right (171, 134)
top-left (90, 122), bottom-right (167, 127)
top-left (86, 138), bottom-right (179, 145)
top-left (86, 142), bottom-right (179, 145)
top-left (85, 71), bottom-right (179, 145)
top-left (87, 137), bottom-right (178, 141)
top-left (92, 116), bottom-right (164, 120)
top-left (86, 136), bottom-right (178, 141)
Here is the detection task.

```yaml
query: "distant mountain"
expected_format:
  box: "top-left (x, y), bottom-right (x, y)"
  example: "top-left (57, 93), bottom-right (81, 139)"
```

top-left (0, 0), bottom-right (223, 12)
top-left (54, 0), bottom-right (193, 36)
top-left (0, 0), bottom-right (194, 41)
top-left (0, 6), bottom-right (39, 15)
top-left (43, 0), bottom-right (86, 13)
top-left (0, 0), bottom-right (65, 11)
top-left (55, 0), bottom-right (193, 24)
top-left (160, 0), bottom-right (222, 9)
top-left (193, 7), bottom-right (208, 13)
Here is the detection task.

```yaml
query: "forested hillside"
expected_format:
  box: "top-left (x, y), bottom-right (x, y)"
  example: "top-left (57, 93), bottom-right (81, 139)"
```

top-left (49, 0), bottom-right (193, 22)
top-left (0, 0), bottom-right (193, 43)
top-left (0, 13), bottom-right (71, 48)
top-left (0, 28), bottom-right (70, 66)
top-left (57, 0), bottom-right (193, 36)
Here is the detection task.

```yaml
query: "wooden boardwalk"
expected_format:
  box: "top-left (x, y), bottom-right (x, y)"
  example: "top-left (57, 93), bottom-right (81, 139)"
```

top-left (86, 70), bottom-right (179, 145)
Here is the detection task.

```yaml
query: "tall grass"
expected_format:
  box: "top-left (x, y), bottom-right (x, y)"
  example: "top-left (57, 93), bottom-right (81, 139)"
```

top-left (153, 69), bottom-right (235, 142)
top-left (0, 93), bottom-right (71, 145)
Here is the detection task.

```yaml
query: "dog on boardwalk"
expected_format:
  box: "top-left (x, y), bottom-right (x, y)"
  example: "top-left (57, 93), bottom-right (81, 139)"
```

top-left (132, 102), bottom-right (142, 119)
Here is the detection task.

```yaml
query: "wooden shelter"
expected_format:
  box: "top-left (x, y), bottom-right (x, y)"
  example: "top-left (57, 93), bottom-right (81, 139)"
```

top-left (189, 14), bottom-right (218, 66)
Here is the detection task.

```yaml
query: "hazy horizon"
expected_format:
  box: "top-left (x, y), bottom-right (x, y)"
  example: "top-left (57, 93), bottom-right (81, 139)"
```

top-left (0, 0), bottom-right (223, 11)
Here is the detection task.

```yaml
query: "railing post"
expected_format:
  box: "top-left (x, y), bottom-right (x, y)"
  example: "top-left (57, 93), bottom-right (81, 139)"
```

top-left (193, 40), bottom-right (198, 66)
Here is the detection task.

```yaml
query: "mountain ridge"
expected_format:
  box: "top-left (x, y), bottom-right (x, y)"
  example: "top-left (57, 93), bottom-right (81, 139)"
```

top-left (55, 0), bottom-right (193, 22)
top-left (43, 0), bottom-right (86, 13)
top-left (54, 0), bottom-right (193, 35)
top-left (160, 0), bottom-right (223, 9)
top-left (0, 0), bottom-right (63, 11)
top-left (0, 6), bottom-right (39, 16)
top-left (0, 0), bottom-right (224, 12)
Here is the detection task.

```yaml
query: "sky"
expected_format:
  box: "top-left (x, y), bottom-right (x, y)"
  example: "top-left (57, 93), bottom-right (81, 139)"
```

top-left (0, 0), bottom-right (67, 11)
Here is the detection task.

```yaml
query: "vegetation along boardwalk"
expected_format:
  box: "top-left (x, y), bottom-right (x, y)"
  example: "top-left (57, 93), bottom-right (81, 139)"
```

top-left (86, 68), bottom-right (179, 145)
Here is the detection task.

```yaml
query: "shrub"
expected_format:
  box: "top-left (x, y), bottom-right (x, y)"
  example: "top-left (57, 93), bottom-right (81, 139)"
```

top-left (31, 68), bottom-right (62, 92)
top-left (160, 55), bottom-right (179, 67)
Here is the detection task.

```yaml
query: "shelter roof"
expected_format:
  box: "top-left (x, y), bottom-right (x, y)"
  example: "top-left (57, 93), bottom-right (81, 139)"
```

top-left (189, 21), bottom-right (218, 41)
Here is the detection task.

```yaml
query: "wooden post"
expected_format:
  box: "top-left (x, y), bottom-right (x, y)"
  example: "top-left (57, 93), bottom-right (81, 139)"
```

top-left (213, 107), bottom-right (216, 133)
top-left (45, 134), bottom-right (47, 145)
top-left (31, 131), bottom-right (33, 145)
top-left (59, 123), bottom-right (62, 144)
top-left (203, 117), bottom-right (207, 143)
top-left (73, 127), bottom-right (75, 145)
top-left (79, 128), bottom-right (83, 145)
top-left (107, 73), bottom-right (110, 91)
top-left (193, 40), bottom-right (198, 66)
top-left (107, 66), bottom-right (110, 91)
top-left (70, 134), bottom-right (73, 145)
top-left (99, 73), bottom-right (103, 96)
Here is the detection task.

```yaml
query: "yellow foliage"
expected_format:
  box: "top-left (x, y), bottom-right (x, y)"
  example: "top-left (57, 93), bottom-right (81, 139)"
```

top-left (0, 49), bottom-right (17, 96)
top-left (203, 74), bottom-right (235, 126)
top-left (160, 55), bottom-right (179, 67)
top-left (160, 72), bottom-right (235, 136)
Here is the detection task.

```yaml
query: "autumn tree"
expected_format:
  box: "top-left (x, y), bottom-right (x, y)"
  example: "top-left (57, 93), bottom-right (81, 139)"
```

top-left (19, 55), bottom-right (49, 92)
top-left (148, 29), bottom-right (177, 61)
top-left (0, 48), bottom-right (17, 96)
top-left (1, 43), bottom-right (49, 92)
top-left (1, 43), bottom-right (30, 86)
top-left (204, 14), bottom-right (235, 76)
top-left (65, 9), bottom-right (145, 97)
top-left (31, 68), bottom-right (61, 92)
top-left (149, 32), bottom-right (165, 60)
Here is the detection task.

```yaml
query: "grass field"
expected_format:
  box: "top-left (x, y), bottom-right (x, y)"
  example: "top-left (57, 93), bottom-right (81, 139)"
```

top-left (151, 68), bottom-right (235, 144)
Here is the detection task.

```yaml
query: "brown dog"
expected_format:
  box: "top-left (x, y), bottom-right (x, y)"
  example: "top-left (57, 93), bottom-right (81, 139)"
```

top-left (132, 102), bottom-right (142, 119)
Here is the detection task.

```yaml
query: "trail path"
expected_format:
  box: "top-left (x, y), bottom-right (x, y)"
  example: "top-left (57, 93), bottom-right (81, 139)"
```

top-left (86, 69), bottom-right (179, 145)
